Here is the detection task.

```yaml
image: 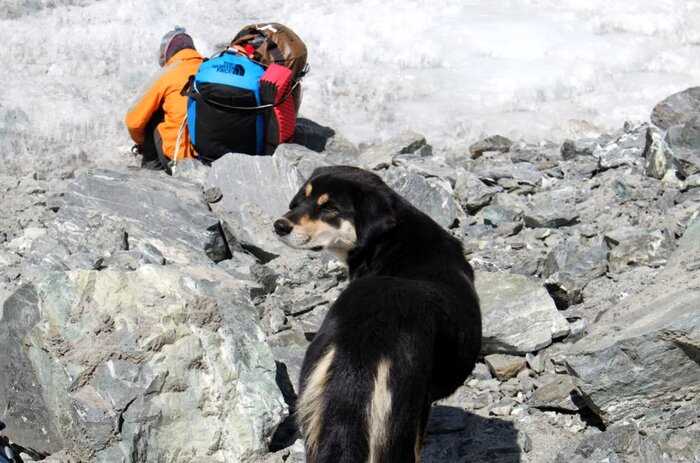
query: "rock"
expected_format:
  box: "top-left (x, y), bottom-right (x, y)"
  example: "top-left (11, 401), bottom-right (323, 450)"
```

top-left (556, 424), bottom-right (700, 463)
top-left (542, 236), bottom-right (608, 309)
top-left (21, 265), bottom-right (286, 461)
top-left (472, 159), bottom-right (543, 188)
top-left (484, 354), bottom-right (527, 380)
top-left (523, 188), bottom-right (579, 229)
top-left (480, 205), bottom-right (522, 228)
top-left (529, 375), bottom-right (581, 412)
top-left (526, 352), bottom-right (545, 374)
top-left (453, 170), bottom-right (501, 213)
top-left (208, 148), bottom-right (324, 219)
top-left (25, 169), bottom-right (230, 272)
top-left (394, 156), bottom-right (458, 186)
top-left (560, 138), bottom-right (597, 160)
top-left (383, 169), bottom-right (464, 229)
top-left (359, 131), bottom-right (430, 170)
top-left (564, 217), bottom-right (700, 428)
top-left (642, 126), bottom-right (684, 180)
top-left (592, 126), bottom-right (646, 170)
top-left (664, 115), bottom-right (700, 175)
top-left (651, 86), bottom-right (700, 130)
top-left (604, 226), bottom-right (675, 273)
top-left (685, 173), bottom-right (700, 189)
top-left (471, 362), bottom-right (492, 380)
top-left (476, 271), bottom-right (570, 354)
top-left (171, 158), bottom-right (210, 185)
top-left (488, 398), bottom-right (515, 416)
top-left (7, 227), bottom-right (46, 255)
top-left (469, 135), bottom-right (512, 159)
top-left (0, 284), bottom-right (63, 455)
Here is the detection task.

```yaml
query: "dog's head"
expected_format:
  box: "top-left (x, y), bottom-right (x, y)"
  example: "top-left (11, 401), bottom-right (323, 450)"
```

top-left (273, 166), bottom-right (397, 260)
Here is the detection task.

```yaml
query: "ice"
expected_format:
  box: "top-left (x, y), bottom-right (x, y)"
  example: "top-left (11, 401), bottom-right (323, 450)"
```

top-left (1, 0), bottom-right (699, 174)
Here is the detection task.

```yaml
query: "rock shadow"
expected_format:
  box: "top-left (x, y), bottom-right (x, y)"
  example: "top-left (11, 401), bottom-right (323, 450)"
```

top-left (422, 406), bottom-right (523, 463)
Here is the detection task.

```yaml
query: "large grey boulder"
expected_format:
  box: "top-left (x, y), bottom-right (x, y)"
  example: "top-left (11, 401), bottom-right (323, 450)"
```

top-left (0, 284), bottom-right (63, 455)
top-left (208, 147), bottom-right (326, 219)
top-left (23, 265), bottom-right (287, 462)
top-left (542, 236), bottom-right (608, 309)
top-left (651, 86), bottom-right (700, 130)
top-left (476, 271), bottom-right (570, 354)
top-left (29, 168), bottom-right (229, 270)
top-left (207, 148), bottom-right (327, 258)
top-left (454, 170), bottom-right (501, 213)
top-left (604, 226), bottom-right (675, 273)
top-left (523, 187), bottom-right (579, 229)
top-left (664, 115), bottom-right (700, 175)
top-left (383, 169), bottom-right (465, 229)
top-left (564, 217), bottom-right (700, 428)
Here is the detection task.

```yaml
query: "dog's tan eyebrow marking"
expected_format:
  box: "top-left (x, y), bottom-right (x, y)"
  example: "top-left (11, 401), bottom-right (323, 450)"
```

top-left (305, 183), bottom-right (313, 197)
top-left (317, 193), bottom-right (330, 206)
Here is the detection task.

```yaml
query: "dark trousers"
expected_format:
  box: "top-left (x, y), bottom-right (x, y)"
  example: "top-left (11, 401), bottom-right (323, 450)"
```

top-left (141, 110), bottom-right (171, 174)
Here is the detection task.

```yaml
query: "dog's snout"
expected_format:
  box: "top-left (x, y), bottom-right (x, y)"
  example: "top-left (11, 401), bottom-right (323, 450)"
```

top-left (274, 218), bottom-right (293, 236)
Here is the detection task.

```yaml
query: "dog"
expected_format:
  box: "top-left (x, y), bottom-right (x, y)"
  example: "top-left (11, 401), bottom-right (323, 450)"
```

top-left (273, 166), bottom-right (481, 463)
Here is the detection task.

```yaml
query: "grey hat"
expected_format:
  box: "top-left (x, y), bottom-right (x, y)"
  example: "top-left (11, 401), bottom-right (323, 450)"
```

top-left (158, 27), bottom-right (195, 66)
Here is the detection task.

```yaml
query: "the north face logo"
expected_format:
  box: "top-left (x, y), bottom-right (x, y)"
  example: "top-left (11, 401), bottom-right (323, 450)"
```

top-left (214, 62), bottom-right (245, 76)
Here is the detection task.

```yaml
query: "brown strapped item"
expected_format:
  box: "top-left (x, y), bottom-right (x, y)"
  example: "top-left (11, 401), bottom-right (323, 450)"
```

top-left (231, 23), bottom-right (308, 81)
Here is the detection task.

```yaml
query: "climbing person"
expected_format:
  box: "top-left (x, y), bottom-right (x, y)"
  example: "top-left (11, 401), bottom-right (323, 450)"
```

top-left (126, 27), bottom-right (203, 173)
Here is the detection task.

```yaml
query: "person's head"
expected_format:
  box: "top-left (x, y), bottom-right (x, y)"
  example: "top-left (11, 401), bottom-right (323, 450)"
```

top-left (158, 27), bottom-right (195, 67)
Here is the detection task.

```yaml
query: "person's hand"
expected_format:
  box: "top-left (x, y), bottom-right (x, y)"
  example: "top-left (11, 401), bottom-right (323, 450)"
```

top-left (131, 144), bottom-right (144, 155)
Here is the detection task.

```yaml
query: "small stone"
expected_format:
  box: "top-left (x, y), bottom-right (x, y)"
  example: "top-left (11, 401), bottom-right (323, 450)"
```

top-left (204, 186), bottom-right (223, 204)
top-left (471, 362), bottom-right (492, 380)
top-left (484, 354), bottom-right (527, 380)
top-left (469, 135), bottom-right (513, 159)
top-left (529, 374), bottom-right (581, 412)
top-left (526, 352), bottom-right (545, 373)
top-left (489, 398), bottom-right (515, 416)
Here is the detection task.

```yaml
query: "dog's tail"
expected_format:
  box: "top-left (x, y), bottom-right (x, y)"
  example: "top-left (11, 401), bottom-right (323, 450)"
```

top-left (298, 345), bottom-right (430, 463)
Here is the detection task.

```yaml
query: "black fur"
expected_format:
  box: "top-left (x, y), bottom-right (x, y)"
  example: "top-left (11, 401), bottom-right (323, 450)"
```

top-left (281, 166), bottom-right (481, 462)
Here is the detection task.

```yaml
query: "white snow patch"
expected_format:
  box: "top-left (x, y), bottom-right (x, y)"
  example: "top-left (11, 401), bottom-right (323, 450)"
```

top-left (1, 0), bottom-right (699, 173)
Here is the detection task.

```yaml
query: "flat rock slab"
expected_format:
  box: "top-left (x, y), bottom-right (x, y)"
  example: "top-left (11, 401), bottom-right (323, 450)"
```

top-left (565, 217), bottom-right (700, 427)
top-left (529, 374), bottom-right (581, 412)
top-left (383, 168), bottom-right (464, 229)
top-left (207, 147), bottom-right (327, 258)
top-left (45, 168), bottom-right (227, 267)
top-left (604, 226), bottom-right (675, 273)
top-left (476, 271), bottom-right (569, 354)
top-left (523, 187), bottom-right (579, 229)
top-left (208, 146), bottom-right (327, 219)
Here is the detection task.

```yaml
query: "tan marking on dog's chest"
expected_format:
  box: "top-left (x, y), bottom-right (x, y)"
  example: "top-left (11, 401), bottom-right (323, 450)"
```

top-left (297, 346), bottom-right (336, 462)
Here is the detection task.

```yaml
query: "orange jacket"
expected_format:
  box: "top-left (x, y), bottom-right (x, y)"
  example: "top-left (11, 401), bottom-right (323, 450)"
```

top-left (125, 48), bottom-right (203, 161)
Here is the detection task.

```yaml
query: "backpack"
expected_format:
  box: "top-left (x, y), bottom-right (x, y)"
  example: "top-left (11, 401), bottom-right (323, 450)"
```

top-left (186, 24), bottom-right (307, 162)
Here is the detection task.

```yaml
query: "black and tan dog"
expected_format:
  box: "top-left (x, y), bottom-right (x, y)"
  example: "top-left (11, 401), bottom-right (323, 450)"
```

top-left (273, 166), bottom-right (481, 463)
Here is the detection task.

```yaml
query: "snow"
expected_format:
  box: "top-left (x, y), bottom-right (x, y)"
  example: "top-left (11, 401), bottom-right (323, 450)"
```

top-left (1, 0), bottom-right (699, 173)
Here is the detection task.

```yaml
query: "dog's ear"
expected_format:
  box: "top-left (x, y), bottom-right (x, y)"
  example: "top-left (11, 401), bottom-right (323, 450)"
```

top-left (355, 190), bottom-right (397, 250)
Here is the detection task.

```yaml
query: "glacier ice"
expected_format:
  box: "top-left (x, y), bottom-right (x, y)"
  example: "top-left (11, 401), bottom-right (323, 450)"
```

top-left (1, 0), bottom-right (700, 174)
